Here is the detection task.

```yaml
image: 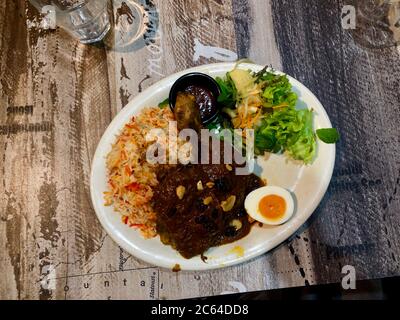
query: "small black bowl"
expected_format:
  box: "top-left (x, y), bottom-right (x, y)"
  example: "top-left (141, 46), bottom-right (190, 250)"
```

top-left (169, 72), bottom-right (221, 125)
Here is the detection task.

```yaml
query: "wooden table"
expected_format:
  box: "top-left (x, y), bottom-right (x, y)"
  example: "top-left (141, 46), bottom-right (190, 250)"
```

top-left (1, 0), bottom-right (399, 300)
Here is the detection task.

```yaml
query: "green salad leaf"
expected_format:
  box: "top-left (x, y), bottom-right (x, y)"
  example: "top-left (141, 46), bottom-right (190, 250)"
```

top-left (158, 98), bottom-right (169, 109)
top-left (255, 130), bottom-right (278, 154)
top-left (258, 107), bottom-right (316, 164)
top-left (316, 128), bottom-right (340, 143)
top-left (260, 73), bottom-right (298, 108)
top-left (215, 74), bottom-right (237, 108)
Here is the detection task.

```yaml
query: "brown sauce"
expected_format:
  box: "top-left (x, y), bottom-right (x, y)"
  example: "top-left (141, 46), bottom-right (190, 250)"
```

top-left (183, 85), bottom-right (217, 123)
top-left (172, 264), bottom-right (181, 272)
top-left (153, 145), bottom-right (263, 259)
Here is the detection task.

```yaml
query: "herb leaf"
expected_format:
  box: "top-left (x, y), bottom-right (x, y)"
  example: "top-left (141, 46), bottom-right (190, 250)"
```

top-left (316, 128), bottom-right (340, 144)
top-left (158, 98), bottom-right (169, 109)
top-left (216, 74), bottom-right (237, 108)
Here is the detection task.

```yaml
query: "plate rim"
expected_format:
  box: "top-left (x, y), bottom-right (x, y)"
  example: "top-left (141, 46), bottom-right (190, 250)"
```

top-left (90, 62), bottom-right (336, 271)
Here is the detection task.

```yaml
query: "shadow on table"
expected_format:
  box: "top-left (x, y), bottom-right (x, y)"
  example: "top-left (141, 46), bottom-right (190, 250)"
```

top-left (194, 276), bottom-right (400, 300)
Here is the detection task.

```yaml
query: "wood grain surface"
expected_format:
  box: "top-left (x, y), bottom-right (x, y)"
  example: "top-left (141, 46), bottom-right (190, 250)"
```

top-left (0, 0), bottom-right (399, 300)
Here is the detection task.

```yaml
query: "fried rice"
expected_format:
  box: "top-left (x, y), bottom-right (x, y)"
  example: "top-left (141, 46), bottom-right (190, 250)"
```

top-left (104, 107), bottom-right (180, 238)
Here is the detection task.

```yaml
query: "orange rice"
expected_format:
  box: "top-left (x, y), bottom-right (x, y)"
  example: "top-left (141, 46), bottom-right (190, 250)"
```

top-left (104, 107), bottom-right (178, 238)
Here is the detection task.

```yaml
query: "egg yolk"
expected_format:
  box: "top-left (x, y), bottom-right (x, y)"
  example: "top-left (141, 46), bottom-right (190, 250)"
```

top-left (258, 195), bottom-right (286, 220)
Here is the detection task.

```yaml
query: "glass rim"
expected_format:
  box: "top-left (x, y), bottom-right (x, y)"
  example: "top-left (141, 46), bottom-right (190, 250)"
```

top-left (29, 0), bottom-right (108, 14)
top-left (56, 0), bottom-right (108, 14)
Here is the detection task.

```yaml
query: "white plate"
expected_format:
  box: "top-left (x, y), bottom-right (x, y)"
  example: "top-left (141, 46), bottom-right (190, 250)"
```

top-left (90, 62), bottom-right (335, 271)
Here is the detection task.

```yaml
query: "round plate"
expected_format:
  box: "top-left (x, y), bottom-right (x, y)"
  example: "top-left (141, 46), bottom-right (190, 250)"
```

top-left (90, 62), bottom-right (335, 271)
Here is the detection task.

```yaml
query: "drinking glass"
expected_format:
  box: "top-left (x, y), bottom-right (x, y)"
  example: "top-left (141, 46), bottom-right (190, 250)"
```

top-left (29, 0), bottom-right (111, 44)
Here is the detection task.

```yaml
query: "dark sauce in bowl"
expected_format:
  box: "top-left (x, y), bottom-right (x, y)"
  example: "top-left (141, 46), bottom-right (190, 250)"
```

top-left (184, 85), bottom-right (217, 123)
top-left (169, 72), bottom-right (221, 125)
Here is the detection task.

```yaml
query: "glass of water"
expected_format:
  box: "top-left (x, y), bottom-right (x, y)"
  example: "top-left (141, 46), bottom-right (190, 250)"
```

top-left (29, 0), bottom-right (111, 44)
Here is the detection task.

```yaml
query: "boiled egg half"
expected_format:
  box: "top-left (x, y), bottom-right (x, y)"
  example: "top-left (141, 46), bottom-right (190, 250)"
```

top-left (244, 186), bottom-right (294, 225)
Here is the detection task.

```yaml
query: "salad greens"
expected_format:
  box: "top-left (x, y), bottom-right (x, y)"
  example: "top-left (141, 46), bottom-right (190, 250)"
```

top-left (214, 66), bottom-right (339, 164)
top-left (261, 74), bottom-right (298, 108)
top-left (316, 128), bottom-right (340, 144)
top-left (257, 108), bottom-right (316, 163)
top-left (158, 98), bottom-right (169, 109)
top-left (215, 74), bottom-right (237, 108)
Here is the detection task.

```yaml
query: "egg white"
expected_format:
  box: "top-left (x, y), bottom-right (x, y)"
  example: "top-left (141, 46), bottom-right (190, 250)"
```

top-left (244, 186), bottom-right (294, 225)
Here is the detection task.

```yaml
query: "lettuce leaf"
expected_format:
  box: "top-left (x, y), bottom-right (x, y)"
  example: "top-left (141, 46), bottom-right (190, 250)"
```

top-left (259, 72), bottom-right (297, 108)
top-left (258, 108), bottom-right (316, 164)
